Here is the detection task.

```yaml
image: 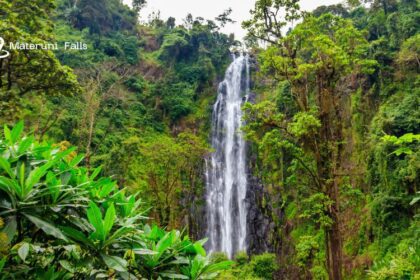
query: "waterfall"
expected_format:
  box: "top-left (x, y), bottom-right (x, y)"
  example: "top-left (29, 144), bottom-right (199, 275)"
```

top-left (205, 53), bottom-right (250, 258)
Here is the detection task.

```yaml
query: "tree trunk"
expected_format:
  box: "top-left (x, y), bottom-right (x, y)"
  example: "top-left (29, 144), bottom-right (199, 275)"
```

top-left (85, 109), bottom-right (95, 170)
top-left (327, 227), bottom-right (342, 279)
top-left (318, 86), bottom-right (344, 280)
top-left (327, 200), bottom-right (343, 280)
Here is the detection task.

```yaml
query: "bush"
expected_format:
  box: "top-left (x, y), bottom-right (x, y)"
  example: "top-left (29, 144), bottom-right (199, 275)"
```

top-left (367, 224), bottom-right (420, 280)
top-left (235, 251), bottom-right (249, 266)
top-left (210, 252), bottom-right (229, 264)
top-left (217, 252), bottom-right (279, 280)
top-left (250, 253), bottom-right (279, 279)
top-left (100, 39), bottom-right (123, 57)
top-left (125, 76), bottom-right (146, 93)
top-left (160, 82), bottom-right (195, 121)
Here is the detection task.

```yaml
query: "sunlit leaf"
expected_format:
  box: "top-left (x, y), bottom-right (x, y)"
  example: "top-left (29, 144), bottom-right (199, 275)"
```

top-left (17, 242), bottom-right (29, 261)
top-left (24, 214), bottom-right (68, 241)
top-left (101, 254), bottom-right (127, 272)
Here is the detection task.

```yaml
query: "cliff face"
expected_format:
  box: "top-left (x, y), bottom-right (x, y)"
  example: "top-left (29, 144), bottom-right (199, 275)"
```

top-left (244, 55), bottom-right (279, 255)
top-left (246, 165), bottom-right (277, 254)
top-left (245, 92), bottom-right (281, 256)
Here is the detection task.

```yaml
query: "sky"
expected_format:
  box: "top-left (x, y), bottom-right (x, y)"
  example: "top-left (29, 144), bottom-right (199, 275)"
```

top-left (123, 0), bottom-right (345, 40)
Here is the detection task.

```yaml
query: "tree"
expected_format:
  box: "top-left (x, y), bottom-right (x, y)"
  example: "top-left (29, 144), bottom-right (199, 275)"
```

top-left (77, 62), bottom-right (134, 169)
top-left (215, 8), bottom-right (236, 28)
top-left (132, 0), bottom-right (147, 16)
top-left (0, 0), bottom-right (81, 121)
top-left (72, 0), bottom-right (137, 33)
top-left (246, 14), bottom-right (377, 279)
top-left (367, 0), bottom-right (398, 14)
top-left (312, 4), bottom-right (350, 18)
top-left (124, 132), bottom-right (209, 229)
top-left (184, 13), bottom-right (194, 29)
top-left (397, 34), bottom-right (420, 71)
top-left (242, 0), bottom-right (302, 45)
top-left (166, 17), bottom-right (176, 29)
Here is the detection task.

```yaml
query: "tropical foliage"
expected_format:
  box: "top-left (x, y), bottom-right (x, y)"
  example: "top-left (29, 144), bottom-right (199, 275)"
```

top-left (240, 0), bottom-right (419, 279)
top-left (0, 122), bottom-right (232, 279)
top-left (0, 0), bottom-right (419, 279)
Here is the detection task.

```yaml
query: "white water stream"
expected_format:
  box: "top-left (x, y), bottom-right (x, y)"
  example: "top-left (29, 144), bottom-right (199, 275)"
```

top-left (205, 54), bottom-right (250, 258)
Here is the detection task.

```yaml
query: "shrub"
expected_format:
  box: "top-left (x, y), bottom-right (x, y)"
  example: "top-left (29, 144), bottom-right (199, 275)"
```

top-left (210, 252), bottom-right (229, 264)
top-left (250, 253), bottom-right (279, 279)
top-left (235, 251), bottom-right (249, 266)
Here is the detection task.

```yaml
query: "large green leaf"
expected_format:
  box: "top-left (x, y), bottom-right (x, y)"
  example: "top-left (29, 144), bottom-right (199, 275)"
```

top-left (156, 231), bottom-right (175, 260)
top-left (46, 172), bottom-right (60, 203)
top-left (24, 214), bottom-right (68, 241)
top-left (101, 254), bottom-right (128, 272)
top-left (118, 271), bottom-right (139, 280)
top-left (120, 195), bottom-right (136, 217)
top-left (0, 158), bottom-right (14, 179)
top-left (103, 203), bottom-right (115, 239)
top-left (35, 149), bottom-right (75, 180)
top-left (61, 226), bottom-right (93, 247)
top-left (68, 154), bottom-right (84, 168)
top-left (24, 160), bottom-right (58, 198)
top-left (10, 121), bottom-right (24, 143)
top-left (3, 125), bottom-right (12, 144)
top-left (25, 148), bottom-right (74, 190)
top-left (87, 202), bottom-right (105, 241)
top-left (145, 224), bottom-right (165, 241)
top-left (19, 162), bottom-right (25, 191)
top-left (190, 255), bottom-right (205, 279)
top-left (193, 241), bottom-right (207, 257)
top-left (0, 257), bottom-right (6, 273)
top-left (59, 260), bottom-right (76, 273)
top-left (132, 248), bottom-right (157, 255)
top-left (98, 181), bottom-right (115, 198)
top-left (201, 260), bottom-right (234, 274)
top-left (0, 175), bottom-right (22, 199)
top-left (17, 136), bottom-right (34, 155)
top-left (90, 166), bottom-right (102, 180)
top-left (159, 272), bottom-right (189, 279)
top-left (104, 227), bottom-right (134, 247)
top-left (184, 255), bottom-right (233, 280)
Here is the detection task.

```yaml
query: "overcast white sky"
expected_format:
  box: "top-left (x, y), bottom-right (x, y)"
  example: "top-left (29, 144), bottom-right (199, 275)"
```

top-left (123, 0), bottom-right (345, 40)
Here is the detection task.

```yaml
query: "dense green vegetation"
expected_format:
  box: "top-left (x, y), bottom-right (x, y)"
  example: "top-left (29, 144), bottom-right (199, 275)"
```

top-left (0, 0), bottom-right (234, 278)
top-left (241, 0), bottom-right (419, 279)
top-left (0, 122), bottom-right (232, 278)
top-left (1, 0), bottom-right (234, 232)
top-left (0, 0), bottom-right (418, 279)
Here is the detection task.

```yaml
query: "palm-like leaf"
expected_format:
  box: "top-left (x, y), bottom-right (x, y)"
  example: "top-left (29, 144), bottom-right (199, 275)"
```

top-left (0, 123), bottom-right (229, 280)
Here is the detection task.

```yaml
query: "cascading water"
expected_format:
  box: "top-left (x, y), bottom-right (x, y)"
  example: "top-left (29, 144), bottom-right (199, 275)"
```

top-left (205, 53), bottom-right (250, 258)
